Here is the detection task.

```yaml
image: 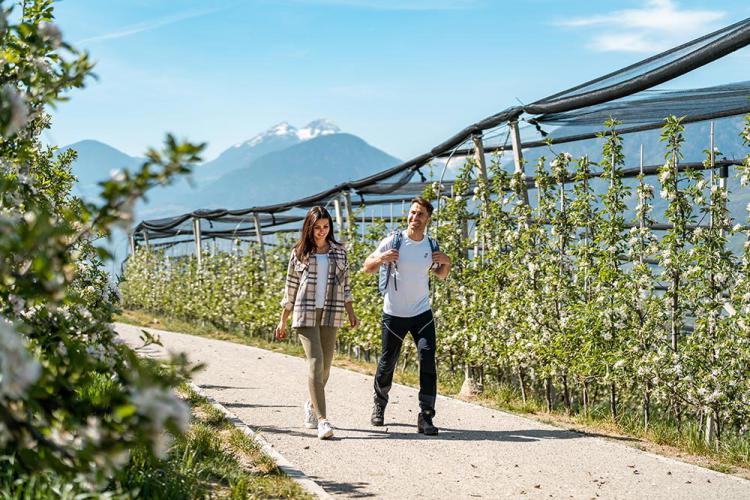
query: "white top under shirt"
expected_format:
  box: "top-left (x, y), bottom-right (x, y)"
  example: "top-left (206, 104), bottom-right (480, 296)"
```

top-left (314, 253), bottom-right (328, 309)
top-left (378, 231), bottom-right (432, 318)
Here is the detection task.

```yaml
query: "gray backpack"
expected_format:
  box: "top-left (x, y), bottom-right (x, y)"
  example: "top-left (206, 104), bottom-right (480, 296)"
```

top-left (378, 230), bottom-right (440, 295)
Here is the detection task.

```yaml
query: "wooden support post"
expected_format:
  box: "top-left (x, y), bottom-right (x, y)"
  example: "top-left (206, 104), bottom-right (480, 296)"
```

top-left (128, 232), bottom-right (136, 255)
top-left (509, 119), bottom-right (528, 205)
top-left (472, 133), bottom-right (489, 186)
top-left (192, 217), bottom-right (202, 271)
top-left (143, 231), bottom-right (150, 253)
top-left (253, 213), bottom-right (268, 275)
top-left (472, 133), bottom-right (489, 263)
top-left (343, 191), bottom-right (354, 235)
top-left (333, 197), bottom-right (344, 242)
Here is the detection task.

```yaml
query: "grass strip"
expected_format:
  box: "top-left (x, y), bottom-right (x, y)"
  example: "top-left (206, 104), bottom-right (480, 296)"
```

top-left (114, 381), bottom-right (312, 499)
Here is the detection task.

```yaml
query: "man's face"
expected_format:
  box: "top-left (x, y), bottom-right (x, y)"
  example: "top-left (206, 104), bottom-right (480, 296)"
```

top-left (407, 202), bottom-right (431, 232)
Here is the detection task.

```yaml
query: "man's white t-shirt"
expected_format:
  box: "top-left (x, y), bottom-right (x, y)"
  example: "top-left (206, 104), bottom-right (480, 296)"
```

top-left (378, 231), bottom-right (433, 318)
top-left (314, 253), bottom-right (328, 309)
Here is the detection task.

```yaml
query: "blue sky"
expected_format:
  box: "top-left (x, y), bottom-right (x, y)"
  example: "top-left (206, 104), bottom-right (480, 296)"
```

top-left (50, 0), bottom-right (750, 161)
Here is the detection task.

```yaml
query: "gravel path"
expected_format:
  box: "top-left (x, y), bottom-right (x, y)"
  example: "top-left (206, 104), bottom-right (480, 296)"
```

top-left (115, 322), bottom-right (749, 499)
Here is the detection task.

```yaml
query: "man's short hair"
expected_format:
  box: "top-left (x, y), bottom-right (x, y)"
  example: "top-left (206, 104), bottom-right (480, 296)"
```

top-left (410, 197), bottom-right (434, 217)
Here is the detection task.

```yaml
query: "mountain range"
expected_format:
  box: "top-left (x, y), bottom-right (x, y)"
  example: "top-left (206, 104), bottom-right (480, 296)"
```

top-left (61, 119), bottom-right (401, 221)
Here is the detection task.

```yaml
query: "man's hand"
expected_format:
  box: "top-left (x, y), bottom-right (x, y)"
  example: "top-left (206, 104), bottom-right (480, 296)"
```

top-left (379, 249), bottom-right (399, 264)
top-left (431, 251), bottom-right (451, 280)
top-left (363, 248), bottom-right (399, 273)
top-left (432, 251), bottom-right (450, 267)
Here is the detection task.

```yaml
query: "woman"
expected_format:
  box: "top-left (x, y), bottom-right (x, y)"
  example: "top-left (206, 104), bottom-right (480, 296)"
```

top-left (275, 206), bottom-right (358, 440)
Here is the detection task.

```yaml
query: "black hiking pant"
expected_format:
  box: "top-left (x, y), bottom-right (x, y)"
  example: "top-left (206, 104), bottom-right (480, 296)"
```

top-left (373, 310), bottom-right (437, 415)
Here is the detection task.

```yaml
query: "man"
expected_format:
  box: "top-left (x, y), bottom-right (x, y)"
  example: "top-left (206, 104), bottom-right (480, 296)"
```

top-left (362, 197), bottom-right (451, 435)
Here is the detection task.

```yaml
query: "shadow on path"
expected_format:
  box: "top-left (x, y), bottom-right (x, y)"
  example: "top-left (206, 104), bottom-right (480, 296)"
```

top-left (257, 423), bottom-right (594, 443)
top-left (336, 425), bottom-right (587, 442)
top-left (201, 384), bottom-right (259, 390)
top-left (222, 402), bottom-right (297, 410)
top-left (309, 476), bottom-right (375, 498)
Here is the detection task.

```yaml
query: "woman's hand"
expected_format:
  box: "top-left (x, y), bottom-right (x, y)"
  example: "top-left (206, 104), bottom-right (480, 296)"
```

top-left (274, 321), bottom-right (287, 340)
top-left (348, 311), bottom-right (359, 329)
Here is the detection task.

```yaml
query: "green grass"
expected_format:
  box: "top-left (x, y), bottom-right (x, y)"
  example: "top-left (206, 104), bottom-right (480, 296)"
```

top-left (116, 308), bottom-right (750, 479)
top-left (0, 379), bottom-right (310, 499)
top-left (112, 383), bottom-right (311, 499)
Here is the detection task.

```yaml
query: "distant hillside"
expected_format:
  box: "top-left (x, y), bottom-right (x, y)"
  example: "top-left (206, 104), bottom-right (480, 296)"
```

top-left (59, 139), bottom-right (143, 201)
top-left (191, 133), bottom-right (401, 209)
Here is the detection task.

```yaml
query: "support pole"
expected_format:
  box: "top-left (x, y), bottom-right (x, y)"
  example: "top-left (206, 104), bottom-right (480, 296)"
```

top-left (472, 133), bottom-right (489, 186)
top-left (129, 232), bottom-right (136, 255)
top-left (333, 197), bottom-right (344, 242)
top-left (253, 213), bottom-right (268, 275)
top-left (192, 217), bottom-right (202, 271)
top-left (472, 133), bottom-right (489, 263)
top-left (343, 191), bottom-right (354, 236)
top-left (509, 119), bottom-right (528, 205)
top-left (705, 121), bottom-right (720, 449)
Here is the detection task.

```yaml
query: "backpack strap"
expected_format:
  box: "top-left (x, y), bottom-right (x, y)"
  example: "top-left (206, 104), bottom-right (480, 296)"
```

top-left (383, 229), bottom-right (402, 293)
top-left (428, 236), bottom-right (441, 270)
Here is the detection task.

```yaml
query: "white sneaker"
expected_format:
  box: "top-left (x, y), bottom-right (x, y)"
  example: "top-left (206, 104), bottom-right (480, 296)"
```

top-left (317, 419), bottom-right (333, 440)
top-left (303, 401), bottom-right (316, 429)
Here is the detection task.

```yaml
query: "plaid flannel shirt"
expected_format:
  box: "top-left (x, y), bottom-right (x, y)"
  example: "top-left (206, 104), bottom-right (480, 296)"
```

top-left (281, 241), bottom-right (353, 328)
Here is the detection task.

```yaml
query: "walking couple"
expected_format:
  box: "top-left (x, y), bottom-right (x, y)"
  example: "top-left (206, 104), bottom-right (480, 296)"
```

top-left (275, 197), bottom-right (452, 439)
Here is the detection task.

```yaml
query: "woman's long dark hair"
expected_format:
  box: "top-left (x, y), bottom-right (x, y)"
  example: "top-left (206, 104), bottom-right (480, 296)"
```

top-left (294, 206), bottom-right (338, 260)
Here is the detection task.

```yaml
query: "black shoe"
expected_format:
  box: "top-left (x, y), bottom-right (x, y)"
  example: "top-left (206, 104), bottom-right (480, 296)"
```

top-left (371, 403), bottom-right (385, 426)
top-left (417, 411), bottom-right (438, 436)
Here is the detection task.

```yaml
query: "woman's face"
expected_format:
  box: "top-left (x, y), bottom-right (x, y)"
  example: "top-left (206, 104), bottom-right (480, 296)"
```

top-left (312, 217), bottom-right (330, 245)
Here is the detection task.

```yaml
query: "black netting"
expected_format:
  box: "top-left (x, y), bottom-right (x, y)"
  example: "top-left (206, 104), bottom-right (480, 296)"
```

top-left (131, 18), bottom-right (750, 247)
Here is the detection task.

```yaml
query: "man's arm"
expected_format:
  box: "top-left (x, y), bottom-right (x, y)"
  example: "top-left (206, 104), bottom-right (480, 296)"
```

top-left (362, 249), bottom-right (399, 274)
top-left (431, 251), bottom-right (451, 280)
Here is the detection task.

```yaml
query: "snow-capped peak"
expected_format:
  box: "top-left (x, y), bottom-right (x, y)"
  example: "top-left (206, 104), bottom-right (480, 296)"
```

top-left (235, 119), bottom-right (340, 148)
top-left (297, 119), bottom-right (340, 140)
top-left (236, 122), bottom-right (299, 148)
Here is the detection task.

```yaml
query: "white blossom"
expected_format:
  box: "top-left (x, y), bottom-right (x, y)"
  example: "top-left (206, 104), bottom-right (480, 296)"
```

top-left (131, 386), bottom-right (190, 456)
top-left (38, 21), bottom-right (62, 48)
top-left (0, 320), bottom-right (41, 399)
top-left (2, 85), bottom-right (29, 136)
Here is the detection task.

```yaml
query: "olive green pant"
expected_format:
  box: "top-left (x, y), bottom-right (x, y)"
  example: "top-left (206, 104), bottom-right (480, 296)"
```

top-left (296, 309), bottom-right (338, 420)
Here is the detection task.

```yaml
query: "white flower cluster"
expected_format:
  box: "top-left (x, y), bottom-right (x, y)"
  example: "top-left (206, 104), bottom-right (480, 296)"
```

top-left (38, 21), bottom-right (62, 48)
top-left (0, 319), bottom-right (41, 400)
top-left (130, 386), bottom-right (190, 458)
top-left (1, 84), bottom-right (29, 136)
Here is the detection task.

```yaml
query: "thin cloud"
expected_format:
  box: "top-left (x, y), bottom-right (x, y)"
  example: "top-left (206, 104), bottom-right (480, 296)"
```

top-left (288, 0), bottom-right (481, 11)
top-left (76, 8), bottom-right (224, 45)
top-left (555, 0), bottom-right (727, 53)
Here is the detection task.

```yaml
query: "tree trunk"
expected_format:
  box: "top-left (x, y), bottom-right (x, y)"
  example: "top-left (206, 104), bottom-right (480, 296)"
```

top-left (459, 365), bottom-right (482, 398)
top-left (401, 351), bottom-right (410, 372)
top-left (518, 367), bottom-right (527, 404)
top-left (643, 382), bottom-right (651, 431)
top-left (562, 374), bottom-right (571, 413)
top-left (545, 377), bottom-right (554, 413)
top-left (582, 379), bottom-right (590, 417)
top-left (610, 382), bottom-right (617, 420)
